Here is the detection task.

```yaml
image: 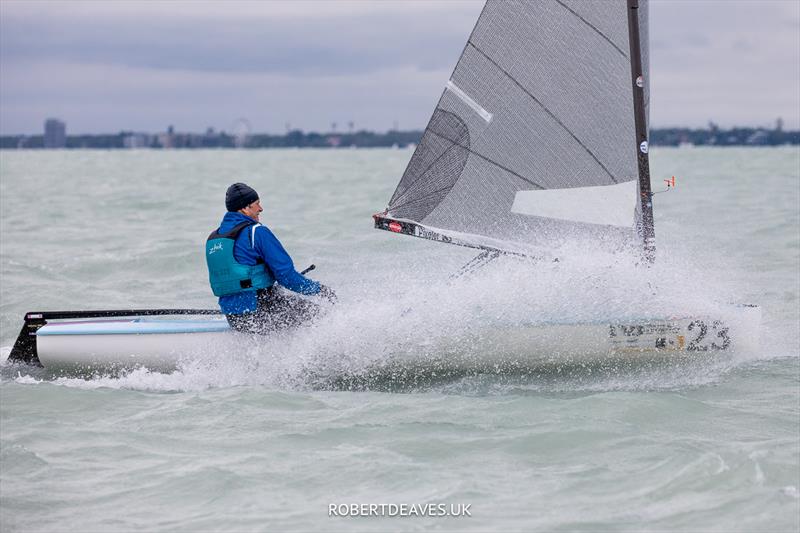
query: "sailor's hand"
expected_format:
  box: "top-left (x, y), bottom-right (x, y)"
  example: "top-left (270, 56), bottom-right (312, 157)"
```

top-left (319, 285), bottom-right (337, 303)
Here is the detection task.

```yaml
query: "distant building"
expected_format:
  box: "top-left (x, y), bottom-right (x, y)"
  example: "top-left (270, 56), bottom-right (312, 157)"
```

top-left (123, 133), bottom-right (151, 149)
top-left (44, 118), bottom-right (66, 148)
top-left (158, 125), bottom-right (176, 149)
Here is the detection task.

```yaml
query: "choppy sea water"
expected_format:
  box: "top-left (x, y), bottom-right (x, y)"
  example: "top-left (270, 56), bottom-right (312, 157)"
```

top-left (0, 147), bottom-right (798, 532)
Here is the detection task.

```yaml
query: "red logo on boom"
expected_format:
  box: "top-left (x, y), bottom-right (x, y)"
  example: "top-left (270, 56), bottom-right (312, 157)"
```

top-left (388, 221), bottom-right (403, 233)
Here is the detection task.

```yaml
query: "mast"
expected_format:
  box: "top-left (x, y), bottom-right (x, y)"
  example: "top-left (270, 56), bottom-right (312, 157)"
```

top-left (627, 0), bottom-right (655, 262)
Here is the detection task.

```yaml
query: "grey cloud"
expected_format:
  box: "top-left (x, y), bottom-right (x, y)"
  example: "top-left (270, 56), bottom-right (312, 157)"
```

top-left (0, 9), bottom-right (478, 77)
top-left (1, 0), bottom-right (797, 134)
top-left (683, 33), bottom-right (710, 48)
top-left (731, 39), bottom-right (754, 53)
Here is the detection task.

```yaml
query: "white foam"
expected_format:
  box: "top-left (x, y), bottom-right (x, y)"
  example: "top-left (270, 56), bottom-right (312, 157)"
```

top-left (2, 242), bottom-right (770, 393)
top-left (0, 346), bottom-right (10, 365)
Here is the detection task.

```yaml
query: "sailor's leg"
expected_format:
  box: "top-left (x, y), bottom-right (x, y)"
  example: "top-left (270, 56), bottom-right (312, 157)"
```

top-left (225, 312), bottom-right (260, 333)
top-left (225, 289), bottom-right (275, 335)
top-left (262, 286), bottom-right (320, 330)
top-left (226, 287), bottom-right (320, 334)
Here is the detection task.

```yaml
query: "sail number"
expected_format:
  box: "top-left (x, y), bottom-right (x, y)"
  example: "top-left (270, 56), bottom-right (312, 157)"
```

top-left (609, 320), bottom-right (731, 352)
top-left (686, 320), bottom-right (730, 351)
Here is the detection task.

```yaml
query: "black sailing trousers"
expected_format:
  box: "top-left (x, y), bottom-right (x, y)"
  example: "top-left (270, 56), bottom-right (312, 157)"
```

top-left (225, 286), bottom-right (320, 335)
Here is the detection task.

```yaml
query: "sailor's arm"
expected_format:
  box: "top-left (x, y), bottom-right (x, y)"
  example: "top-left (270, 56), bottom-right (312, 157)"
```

top-left (253, 226), bottom-right (321, 295)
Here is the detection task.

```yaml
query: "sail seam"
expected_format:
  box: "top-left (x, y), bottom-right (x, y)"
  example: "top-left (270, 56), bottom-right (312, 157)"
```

top-left (554, 0), bottom-right (628, 58)
top-left (467, 40), bottom-right (619, 184)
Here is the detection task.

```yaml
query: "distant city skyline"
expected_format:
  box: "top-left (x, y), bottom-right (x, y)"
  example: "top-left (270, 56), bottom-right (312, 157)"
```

top-left (1, 0), bottom-right (798, 135)
top-left (4, 120), bottom-right (797, 150)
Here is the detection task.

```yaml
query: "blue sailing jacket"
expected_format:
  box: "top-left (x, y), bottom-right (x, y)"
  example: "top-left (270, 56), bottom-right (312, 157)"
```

top-left (213, 212), bottom-right (320, 314)
top-left (207, 220), bottom-right (273, 297)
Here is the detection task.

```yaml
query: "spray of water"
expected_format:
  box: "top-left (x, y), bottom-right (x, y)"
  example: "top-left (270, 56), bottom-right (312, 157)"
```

top-left (2, 242), bottom-right (781, 394)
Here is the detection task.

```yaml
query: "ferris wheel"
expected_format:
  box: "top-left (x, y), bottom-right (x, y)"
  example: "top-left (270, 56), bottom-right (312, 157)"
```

top-left (230, 118), bottom-right (252, 148)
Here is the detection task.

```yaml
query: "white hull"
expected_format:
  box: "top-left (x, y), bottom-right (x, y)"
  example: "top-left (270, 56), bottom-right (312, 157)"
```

top-left (25, 305), bottom-right (761, 372)
top-left (37, 331), bottom-right (233, 371)
top-left (446, 312), bottom-right (761, 367)
top-left (34, 318), bottom-right (233, 372)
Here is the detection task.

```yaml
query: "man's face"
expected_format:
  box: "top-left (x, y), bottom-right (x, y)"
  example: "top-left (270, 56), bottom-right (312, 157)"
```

top-left (240, 199), bottom-right (263, 222)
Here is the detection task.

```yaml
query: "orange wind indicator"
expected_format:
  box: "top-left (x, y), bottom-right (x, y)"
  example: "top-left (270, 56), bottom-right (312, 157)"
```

top-left (652, 176), bottom-right (677, 195)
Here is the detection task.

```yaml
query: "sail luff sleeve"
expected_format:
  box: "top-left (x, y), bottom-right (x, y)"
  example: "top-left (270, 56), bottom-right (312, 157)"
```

top-left (627, 0), bottom-right (655, 262)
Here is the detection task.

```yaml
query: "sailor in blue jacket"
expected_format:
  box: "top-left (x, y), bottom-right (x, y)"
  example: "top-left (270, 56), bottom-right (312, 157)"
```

top-left (206, 182), bottom-right (335, 333)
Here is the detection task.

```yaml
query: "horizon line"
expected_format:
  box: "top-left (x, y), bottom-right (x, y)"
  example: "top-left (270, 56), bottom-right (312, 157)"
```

top-left (2, 124), bottom-right (797, 137)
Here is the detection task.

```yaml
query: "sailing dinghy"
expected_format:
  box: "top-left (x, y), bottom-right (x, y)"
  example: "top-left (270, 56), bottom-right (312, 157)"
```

top-left (373, 0), bottom-right (759, 357)
top-left (4, 0), bottom-right (758, 372)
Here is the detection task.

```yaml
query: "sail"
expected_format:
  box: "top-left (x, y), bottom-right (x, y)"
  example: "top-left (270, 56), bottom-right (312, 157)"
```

top-left (379, 0), bottom-right (650, 253)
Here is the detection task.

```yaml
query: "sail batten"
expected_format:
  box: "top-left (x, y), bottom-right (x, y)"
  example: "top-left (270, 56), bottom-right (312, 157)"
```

top-left (445, 81), bottom-right (493, 123)
top-left (379, 0), bottom-right (651, 253)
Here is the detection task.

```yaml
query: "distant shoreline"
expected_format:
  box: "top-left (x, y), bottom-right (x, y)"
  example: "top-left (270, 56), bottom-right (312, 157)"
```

top-left (1, 127), bottom-right (798, 149)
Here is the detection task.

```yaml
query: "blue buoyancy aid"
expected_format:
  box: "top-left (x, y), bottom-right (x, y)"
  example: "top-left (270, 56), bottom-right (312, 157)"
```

top-left (206, 221), bottom-right (273, 297)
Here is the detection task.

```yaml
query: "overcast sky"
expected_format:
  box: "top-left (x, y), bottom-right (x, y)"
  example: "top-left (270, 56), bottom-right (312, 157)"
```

top-left (1, 0), bottom-right (798, 135)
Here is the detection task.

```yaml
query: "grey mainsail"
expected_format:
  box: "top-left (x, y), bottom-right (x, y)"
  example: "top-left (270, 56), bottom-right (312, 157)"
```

top-left (376, 0), bottom-right (652, 255)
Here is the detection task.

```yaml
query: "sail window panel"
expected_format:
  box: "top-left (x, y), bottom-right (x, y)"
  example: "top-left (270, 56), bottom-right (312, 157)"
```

top-left (388, 108), bottom-right (470, 215)
top-left (389, 127), bottom-right (451, 205)
top-left (388, 107), bottom-right (472, 221)
top-left (469, 0), bottom-right (638, 186)
top-left (511, 181), bottom-right (637, 228)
